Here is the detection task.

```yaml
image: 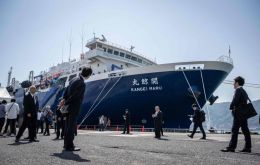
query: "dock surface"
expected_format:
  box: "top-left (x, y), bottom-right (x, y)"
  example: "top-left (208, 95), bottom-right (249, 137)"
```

top-left (0, 130), bottom-right (260, 165)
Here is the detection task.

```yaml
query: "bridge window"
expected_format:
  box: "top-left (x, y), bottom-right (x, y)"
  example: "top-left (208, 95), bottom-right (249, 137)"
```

top-left (107, 49), bottom-right (113, 54)
top-left (103, 47), bottom-right (107, 52)
top-left (137, 58), bottom-right (142, 63)
top-left (126, 54), bottom-right (131, 59)
top-left (120, 52), bottom-right (125, 57)
top-left (114, 51), bottom-right (119, 55)
top-left (131, 56), bottom-right (137, 61)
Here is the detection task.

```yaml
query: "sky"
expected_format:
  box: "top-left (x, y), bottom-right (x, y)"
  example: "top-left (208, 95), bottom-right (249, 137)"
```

top-left (0, 0), bottom-right (260, 102)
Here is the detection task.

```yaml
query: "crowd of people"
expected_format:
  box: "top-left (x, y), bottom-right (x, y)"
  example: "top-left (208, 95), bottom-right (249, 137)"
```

top-left (0, 74), bottom-right (259, 153)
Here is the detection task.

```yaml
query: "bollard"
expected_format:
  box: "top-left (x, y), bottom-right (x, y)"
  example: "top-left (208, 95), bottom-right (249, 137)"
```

top-left (141, 125), bottom-right (144, 132)
top-left (94, 125), bottom-right (96, 130)
top-left (116, 125), bottom-right (119, 132)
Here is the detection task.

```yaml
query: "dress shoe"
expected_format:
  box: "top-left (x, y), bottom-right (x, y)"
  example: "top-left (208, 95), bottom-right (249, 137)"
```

top-left (200, 137), bottom-right (206, 140)
top-left (24, 137), bottom-right (29, 140)
top-left (239, 149), bottom-right (251, 153)
top-left (15, 138), bottom-right (20, 143)
top-left (187, 135), bottom-right (193, 139)
top-left (221, 148), bottom-right (235, 152)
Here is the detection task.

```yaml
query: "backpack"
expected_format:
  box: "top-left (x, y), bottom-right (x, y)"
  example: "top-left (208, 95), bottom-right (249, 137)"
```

top-left (200, 110), bottom-right (206, 122)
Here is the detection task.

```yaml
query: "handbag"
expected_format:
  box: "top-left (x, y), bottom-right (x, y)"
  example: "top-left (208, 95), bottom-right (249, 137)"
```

top-left (236, 90), bottom-right (257, 120)
top-left (244, 98), bottom-right (257, 119)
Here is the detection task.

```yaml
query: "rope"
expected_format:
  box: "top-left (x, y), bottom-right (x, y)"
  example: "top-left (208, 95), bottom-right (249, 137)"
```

top-left (83, 78), bottom-right (111, 119)
top-left (182, 70), bottom-right (202, 110)
top-left (199, 69), bottom-right (210, 129)
top-left (78, 75), bottom-right (123, 128)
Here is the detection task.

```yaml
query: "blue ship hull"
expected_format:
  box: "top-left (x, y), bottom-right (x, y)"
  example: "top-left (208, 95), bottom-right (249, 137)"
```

top-left (79, 69), bottom-right (228, 128)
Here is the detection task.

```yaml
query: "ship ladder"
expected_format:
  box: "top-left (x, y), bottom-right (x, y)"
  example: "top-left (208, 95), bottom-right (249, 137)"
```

top-left (78, 75), bottom-right (123, 128)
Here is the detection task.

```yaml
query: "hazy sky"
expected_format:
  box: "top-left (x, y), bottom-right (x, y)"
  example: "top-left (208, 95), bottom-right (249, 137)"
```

top-left (0, 0), bottom-right (259, 102)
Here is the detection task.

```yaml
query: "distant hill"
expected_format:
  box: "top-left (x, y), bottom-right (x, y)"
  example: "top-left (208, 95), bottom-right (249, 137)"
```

top-left (205, 100), bottom-right (260, 131)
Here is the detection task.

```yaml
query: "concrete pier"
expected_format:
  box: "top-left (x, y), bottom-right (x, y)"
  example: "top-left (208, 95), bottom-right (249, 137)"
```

top-left (0, 130), bottom-right (260, 165)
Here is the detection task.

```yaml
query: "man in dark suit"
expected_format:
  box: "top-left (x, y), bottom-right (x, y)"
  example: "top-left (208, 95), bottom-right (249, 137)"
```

top-left (61, 67), bottom-right (92, 151)
top-left (187, 103), bottom-right (206, 140)
top-left (221, 76), bottom-right (252, 153)
top-left (122, 109), bottom-right (130, 134)
top-left (152, 106), bottom-right (162, 139)
top-left (15, 86), bottom-right (39, 142)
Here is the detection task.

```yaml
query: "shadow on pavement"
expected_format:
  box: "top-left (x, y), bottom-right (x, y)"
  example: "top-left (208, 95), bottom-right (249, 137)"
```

top-left (157, 138), bottom-right (169, 141)
top-left (50, 150), bottom-right (91, 162)
top-left (8, 141), bottom-right (32, 145)
top-left (239, 152), bottom-right (260, 156)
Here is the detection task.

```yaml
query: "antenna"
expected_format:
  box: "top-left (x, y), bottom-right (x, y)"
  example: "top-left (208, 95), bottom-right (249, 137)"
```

top-left (7, 66), bottom-right (12, 86)
top-left (69, 29), bottom-right (72, 62)
top-left (62, 42), bottom-right (64, 63)
top-left (81, 30), bottom-right (84, 54)
top-left (130, 45), bottom-right (135, 52)
top-left (93, 30), bottom-right (96, 39)
top-left (228, 45), bottom-right (231, 58)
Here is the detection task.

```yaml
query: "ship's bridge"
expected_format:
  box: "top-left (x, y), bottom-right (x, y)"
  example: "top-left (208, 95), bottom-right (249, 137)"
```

top-left (84, 37), bottom-right (157, 68)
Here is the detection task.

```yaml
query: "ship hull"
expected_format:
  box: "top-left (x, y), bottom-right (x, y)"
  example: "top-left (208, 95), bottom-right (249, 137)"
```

top-left (79, 66), bottom-right (230, 128)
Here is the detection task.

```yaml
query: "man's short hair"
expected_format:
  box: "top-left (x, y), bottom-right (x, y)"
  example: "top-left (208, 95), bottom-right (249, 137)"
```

top-left (234, 76), bottom-right (245, 86)
top-left (11, 99), bottom-right (16, 102)
top-left (81, 67), bottom-right (92, 78)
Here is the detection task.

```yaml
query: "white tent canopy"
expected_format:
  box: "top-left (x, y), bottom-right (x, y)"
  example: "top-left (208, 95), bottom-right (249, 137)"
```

top-left (0, 87), bottom-right (12, 102)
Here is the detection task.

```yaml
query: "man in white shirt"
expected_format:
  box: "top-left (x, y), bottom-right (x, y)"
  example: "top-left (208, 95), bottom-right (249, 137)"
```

top-left (3, 99), bottom-right (20, 136)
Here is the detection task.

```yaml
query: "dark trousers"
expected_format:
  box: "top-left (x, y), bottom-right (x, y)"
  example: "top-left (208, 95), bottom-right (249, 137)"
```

top-left (99, 124), bottom-right (104, 131)
top-left (64, 114), bottom-right (77, 149)
top-left (18, 116), bottom-right (37, 140)
top-left (37, 120), bottom-right (43, 133)
top-left (154, 124), bottom-right (161, 138)
top-left (3, 119), bottom-right (16, 135)
top-left (190, 122), bottom-right (206, 138)
top-left (123, 123), bottom-right (130, 133)
top-left (228, 118), bottom-right (251, 149)
top-left (44, 118), bottom-right (50, 135)
top-left (0, 117), bottom-right (6, 133)
top-left (56, 120), bottom-right (64, 138)
top-left (28, 117), bottom-right (37, 140)
top-left (160, 126), bottom-right (163, 136)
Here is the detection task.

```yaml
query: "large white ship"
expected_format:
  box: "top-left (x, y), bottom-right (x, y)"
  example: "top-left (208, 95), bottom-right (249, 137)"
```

top-left (15, 36), bottom-right (233, 128)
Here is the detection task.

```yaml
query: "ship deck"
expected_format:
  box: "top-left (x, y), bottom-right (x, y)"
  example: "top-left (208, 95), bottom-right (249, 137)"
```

top-left (0, 130), bottom-right (260, 165)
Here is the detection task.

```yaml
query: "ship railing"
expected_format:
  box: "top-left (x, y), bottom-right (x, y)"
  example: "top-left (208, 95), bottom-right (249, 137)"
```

top-left (86, 38), bottom-right (156, 63)
top-left (77, 125), bottom-right (258, 134)
top-left (217, 55), bottom-right (233, 65)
